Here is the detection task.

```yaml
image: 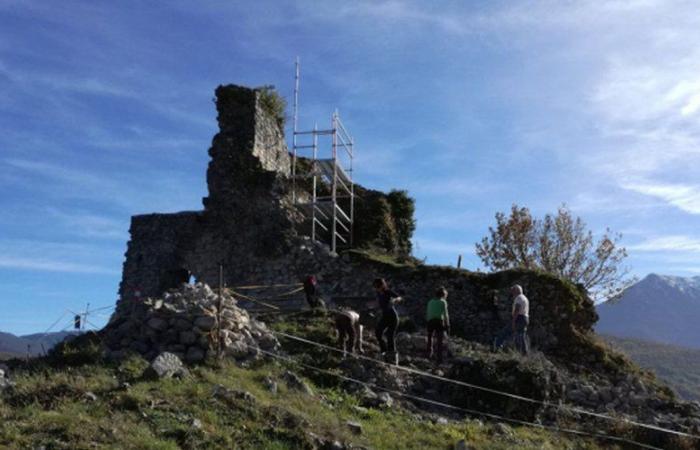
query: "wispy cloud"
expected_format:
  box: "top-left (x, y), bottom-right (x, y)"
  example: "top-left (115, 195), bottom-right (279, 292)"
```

top-left (0, 239), bottom-right (119, 275)
top-left (0, 256), bottom-right (117, 275)
top-left (629, 235), bottom-right (700, 253)
top-left (622, 182), bottom-right (700, 214)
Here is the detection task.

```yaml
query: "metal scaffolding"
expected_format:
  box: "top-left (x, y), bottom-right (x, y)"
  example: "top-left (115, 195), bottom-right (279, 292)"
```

top-left (292, 59), bottom-right (355, 254)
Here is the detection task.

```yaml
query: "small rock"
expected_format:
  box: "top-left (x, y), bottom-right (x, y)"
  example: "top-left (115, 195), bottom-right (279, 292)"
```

top-left (84, 391), bottom-right (98, 402)
top-left (436, 417), bottom-right (449, 425)
top-left (351, 405), bottom-right (370, 416)
top-left (283, 370), bottom-right (314, 396)
top-left (180, 331), bottom-right (197, 345)
top-left (194, 315), bottom-right (216, 331)
top-left (147, 317), bottom-right (168, 331)
top-left (262, 376), bottom-right (278, 394)
top-left (346, 420), bottom-right (363, 435)
top-left (225, 340), bottom-right (249, 359)
top-left (493, 422), bottom-right (514, 437)
top-left (146, 352), bottom-right (188, 379)
top-left (190, 418), bottom-right (203, 430)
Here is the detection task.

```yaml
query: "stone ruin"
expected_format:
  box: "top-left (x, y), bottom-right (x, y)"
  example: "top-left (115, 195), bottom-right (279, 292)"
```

top-left (104, 283), bottom-right (278, 362)
top-left (113, 83), bottom-right (599, 360)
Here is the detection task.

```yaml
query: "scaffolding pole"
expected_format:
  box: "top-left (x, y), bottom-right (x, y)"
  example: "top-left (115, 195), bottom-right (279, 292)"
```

top-left (291, 63), bottom-right (355, 254)
top-left (292, 57), bottom-right (300, 204)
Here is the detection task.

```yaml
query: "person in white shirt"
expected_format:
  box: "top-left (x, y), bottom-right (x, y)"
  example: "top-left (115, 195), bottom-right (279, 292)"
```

top-left (510, 284), bottom-right (530, 355)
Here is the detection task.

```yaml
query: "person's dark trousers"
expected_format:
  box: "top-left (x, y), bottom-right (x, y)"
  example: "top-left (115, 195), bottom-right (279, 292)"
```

top-left (493, 324), bottom-right (512, 351)
top-left (375, 311), bottom-right (399, 354)
top-left (514, 315), bottom-right (529, 355)
top-left (427, 319), bottom-right (445, 363)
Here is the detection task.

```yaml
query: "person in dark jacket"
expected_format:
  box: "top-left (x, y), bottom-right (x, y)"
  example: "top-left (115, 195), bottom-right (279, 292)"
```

top-left (372, 278), bottom-right (402, 364)
top-left (303, 275), bottom-right (323, 309)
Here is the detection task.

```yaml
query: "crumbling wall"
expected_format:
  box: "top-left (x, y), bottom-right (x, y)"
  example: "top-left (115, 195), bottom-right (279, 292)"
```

top-left (117, 83), bottom-right (597, 359)
top-left (119, 212), bottom-right (202, 303)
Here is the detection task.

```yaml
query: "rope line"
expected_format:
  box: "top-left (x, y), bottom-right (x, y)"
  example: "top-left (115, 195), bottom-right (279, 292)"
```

top-left (42, 311), bottom-right (69, 336)
top-left (272, 330), bottom-right (699, 440)
top-left (226, 289), bottom-right (281, 310)
top-left (231, 283), bottom-right (303, 290)
top-left (254, 346), bottom-right (664, 450)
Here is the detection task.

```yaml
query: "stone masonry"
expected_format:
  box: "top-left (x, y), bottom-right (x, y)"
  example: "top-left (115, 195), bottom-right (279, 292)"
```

top-left (116, 83), bottom-right (599, 358)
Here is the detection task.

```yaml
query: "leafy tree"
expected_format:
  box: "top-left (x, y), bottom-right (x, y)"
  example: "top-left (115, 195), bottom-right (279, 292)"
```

top-left (475, 204), bottom-right (633, 300)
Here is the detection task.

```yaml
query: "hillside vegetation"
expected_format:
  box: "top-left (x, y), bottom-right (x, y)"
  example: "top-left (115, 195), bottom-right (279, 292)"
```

top-left (0, 337), bottom-right (605, 450)
top-left (603, 335), bottom-right (700, 402)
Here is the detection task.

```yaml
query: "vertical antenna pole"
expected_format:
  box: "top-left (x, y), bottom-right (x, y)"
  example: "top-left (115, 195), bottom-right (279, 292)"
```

top-left (83, 302), bottom-right (90, 331)
top-left (312, 122), bottom-right (318, 242)
top-left (349, 135), bottom-right (354, 247)
top-left (292, 57), bottom-right (300, 204)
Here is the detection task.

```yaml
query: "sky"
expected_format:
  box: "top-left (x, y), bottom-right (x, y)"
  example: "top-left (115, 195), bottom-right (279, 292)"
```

top-left (1, 0), bottom-right (700, 335)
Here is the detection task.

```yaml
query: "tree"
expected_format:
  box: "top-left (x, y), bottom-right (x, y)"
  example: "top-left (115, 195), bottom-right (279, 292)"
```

top-left (475, 204), bottom-right (633, 300)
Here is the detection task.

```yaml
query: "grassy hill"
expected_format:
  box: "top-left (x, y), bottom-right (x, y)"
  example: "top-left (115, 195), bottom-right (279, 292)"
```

top-left (0, 314), bottom-right (649, 450)
top-left (0, 347), bottom-right (604, 449)
top-left (602, 335), bottom-right (700, 402)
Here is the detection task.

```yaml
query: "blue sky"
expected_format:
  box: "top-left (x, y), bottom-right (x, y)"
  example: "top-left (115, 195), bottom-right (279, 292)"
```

top-left (1, 0), bottom-right (700, 335)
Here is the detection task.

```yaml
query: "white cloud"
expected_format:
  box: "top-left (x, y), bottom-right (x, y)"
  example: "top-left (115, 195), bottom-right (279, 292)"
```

top-left (0, 256), bottom-right (117, 275)
top-left (622, 182), bottom-right (700, 214)
top-left (0, 239), bottom-right (119, 275)
top-left (629, 235), bottom-right (700, 253)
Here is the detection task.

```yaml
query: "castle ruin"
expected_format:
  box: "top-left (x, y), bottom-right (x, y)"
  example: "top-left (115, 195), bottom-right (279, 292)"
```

top-left (116, 84), bottom-right (598, 358)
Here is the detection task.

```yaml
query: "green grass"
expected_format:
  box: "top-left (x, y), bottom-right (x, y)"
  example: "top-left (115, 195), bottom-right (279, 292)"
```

top-left (0, 351), bottom-right (615, 449)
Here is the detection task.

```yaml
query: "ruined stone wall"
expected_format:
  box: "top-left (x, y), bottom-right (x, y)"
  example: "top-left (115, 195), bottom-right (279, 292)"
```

top-left (117, 83), bottom-right (597, 358)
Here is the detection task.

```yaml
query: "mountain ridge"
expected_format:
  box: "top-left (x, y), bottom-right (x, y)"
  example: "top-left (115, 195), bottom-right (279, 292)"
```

top-left (596, 273), bottom-right (700, 349)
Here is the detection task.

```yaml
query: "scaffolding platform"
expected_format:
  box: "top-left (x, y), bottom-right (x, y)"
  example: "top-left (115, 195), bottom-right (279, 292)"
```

top-left (291, 60), bottom-right (355, 253)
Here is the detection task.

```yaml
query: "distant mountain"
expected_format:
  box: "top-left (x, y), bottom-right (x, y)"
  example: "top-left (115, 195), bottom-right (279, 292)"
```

top-left (603, 335), bottom-right (700, 402)
top-left (0, 331), bottom-right (78, 360)
top-left (596, 273), bottom-right (700, 349)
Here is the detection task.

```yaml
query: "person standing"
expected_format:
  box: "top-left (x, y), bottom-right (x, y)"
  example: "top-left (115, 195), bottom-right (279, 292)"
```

top-left (511, 284), bottom-right (530, 355)
top-left (372, 278), bottom-right (402, 364)
top-left (303, 275), bottom-right (323, 309)
top-left (426, 287), bottom-right (450, 364)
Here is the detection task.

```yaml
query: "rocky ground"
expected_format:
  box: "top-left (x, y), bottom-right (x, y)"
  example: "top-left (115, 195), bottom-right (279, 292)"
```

top-left (1, 284), bottom-right (699, 449)
top-left (268, 309), bottom-right (700, 449)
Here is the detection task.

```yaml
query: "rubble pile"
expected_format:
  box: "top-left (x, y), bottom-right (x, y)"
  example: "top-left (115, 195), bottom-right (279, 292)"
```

top-left (103, 283), bottom-right (279, 362)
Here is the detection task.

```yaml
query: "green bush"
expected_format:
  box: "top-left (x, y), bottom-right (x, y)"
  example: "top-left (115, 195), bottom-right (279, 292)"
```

top-left (48, 332), bottom-right (103, 367)
top-left (257, 85), bottom-right (287, 129)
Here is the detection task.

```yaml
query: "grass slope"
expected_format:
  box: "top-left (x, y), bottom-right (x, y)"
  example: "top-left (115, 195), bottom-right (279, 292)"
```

top-left (602, 335), bottom-right (700, 402)
top-left (0, 319), bottom-right (621, 450)
top-left (0, 355), bottom-right (608, 450)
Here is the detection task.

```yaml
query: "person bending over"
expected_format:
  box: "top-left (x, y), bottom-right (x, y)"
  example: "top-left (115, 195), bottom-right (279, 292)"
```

top-left (335, 309), bottom-right (363, 356)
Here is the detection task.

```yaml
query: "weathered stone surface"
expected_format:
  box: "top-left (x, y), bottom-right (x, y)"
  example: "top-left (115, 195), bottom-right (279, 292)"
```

top-left (346, 420), bottom-right (363, 435)
top-left (146, 352), bottom-right (188, 379)
top-left (179, 331), bottom-right (197, 345)
top-left (103, 283), bottom-right (278, 364)
top-left (185, 346), bottom-right (205, 363)
top-left (194, 315), bottom-right (216, 331)
top-left (147, 318), bottom-right (167, 331)
top-left (283, 370), bottom-right (314, 396)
